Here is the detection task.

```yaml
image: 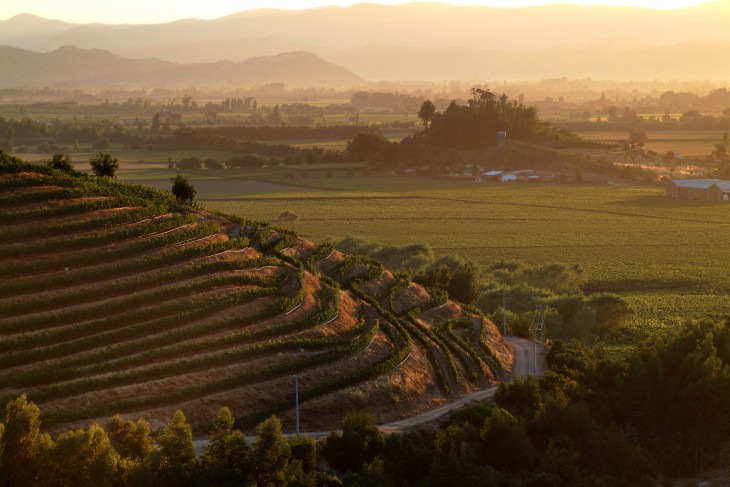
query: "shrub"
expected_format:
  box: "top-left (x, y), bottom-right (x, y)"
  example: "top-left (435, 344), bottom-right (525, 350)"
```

top-left (204, 158), bottom-right (223, 170)
top-left (176, 157), bottom-right (202, 170)
top-left (89, 153), bottom-right (118, 178)
top-left (170, 175), bottom-right (196, 203)
top-left (47, 153), bottom-right (74, 171)
top-left (588, 293), bottom-right (633, 335)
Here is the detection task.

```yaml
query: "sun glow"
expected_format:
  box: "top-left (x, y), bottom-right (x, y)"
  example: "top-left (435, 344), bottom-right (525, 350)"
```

top-left (0, 0), bottom-right (719, 24)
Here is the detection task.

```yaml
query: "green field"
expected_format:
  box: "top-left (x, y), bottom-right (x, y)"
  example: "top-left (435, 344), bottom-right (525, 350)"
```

top-left (115, 168), bottom-right (730, 346)
top-left (574, 129), bottom-right (725, 157)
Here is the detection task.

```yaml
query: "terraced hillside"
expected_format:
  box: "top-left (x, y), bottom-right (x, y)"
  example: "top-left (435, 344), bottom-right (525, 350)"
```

top-left (0, 156), bottom-right (512, 433)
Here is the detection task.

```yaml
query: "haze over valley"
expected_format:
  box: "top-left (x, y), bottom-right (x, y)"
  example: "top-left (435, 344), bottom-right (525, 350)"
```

top-left (2, 2), bottom-right (730, 486)
top-left (1, 2), bottom-right (729, 85)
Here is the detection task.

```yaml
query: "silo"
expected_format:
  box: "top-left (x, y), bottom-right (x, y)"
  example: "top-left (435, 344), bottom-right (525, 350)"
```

top-left (497, 131), bottom-right (506, 151)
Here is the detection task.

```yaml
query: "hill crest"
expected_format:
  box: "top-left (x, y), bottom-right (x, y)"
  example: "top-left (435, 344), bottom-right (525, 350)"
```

top-left (0, 156), bottom-right (511, 433)
top-left (0, 45), bottom-right (364, 88)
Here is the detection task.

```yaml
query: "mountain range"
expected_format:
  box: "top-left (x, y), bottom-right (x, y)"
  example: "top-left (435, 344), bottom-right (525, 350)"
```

top-left (1, 2), bottom-right (729, 85)
top-left (0, 46), bottom-right (363, 88)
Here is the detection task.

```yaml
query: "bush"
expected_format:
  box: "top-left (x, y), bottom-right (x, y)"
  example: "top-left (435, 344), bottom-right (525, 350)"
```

top-left (226, 155), bottom-right (267, 169)
top-left (89, 153), bottom-right (118, 178)
top-left (204, 158), bottom-right (223, 170)
top-left (176, 157), bottom-right (202, 170)
top-left (170, 175), bottom-right (196, 203)
top-left (47, 153), bottom-right (74, 171)
top-left (588, 293), bottom-right (633, 335)
top-left (490, 261), bottom-right (586, 295)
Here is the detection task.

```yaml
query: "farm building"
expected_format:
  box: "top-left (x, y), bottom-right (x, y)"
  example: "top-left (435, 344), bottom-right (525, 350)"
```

top-left (666, 179), bottom-right (730, 201)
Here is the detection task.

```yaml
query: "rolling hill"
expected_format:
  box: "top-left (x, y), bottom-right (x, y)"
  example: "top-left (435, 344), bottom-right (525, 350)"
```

top-left (0, 155), bottom-right (511, 433)
top-left (0, 46), bottom-right (364, 88)
top-left (2, 2), bottom-right (730, 81)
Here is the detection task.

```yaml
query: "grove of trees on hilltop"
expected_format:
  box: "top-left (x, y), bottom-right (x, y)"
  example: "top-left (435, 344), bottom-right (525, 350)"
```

top-left (420, 88), bottom-right (538, 150)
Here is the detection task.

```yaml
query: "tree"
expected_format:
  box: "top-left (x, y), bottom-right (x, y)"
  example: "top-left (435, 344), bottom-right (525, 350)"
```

top-left (346, 132), bottom-right (390, 162)
top-left (288, 434), bottom-right (316, 474)
top-left (323, 412), bottom-right (384, 473)
top-left (151, 113), bottom-right (161, 131)
top-left (628, 129), bottom-right (648, 150)
top-left (49, 424), bottom-right (119, 487)
top-left (448, 263), bottom-right (480, 304)
top-left (717, 133), bottom-right (730, 178)
top-left (587, 293), bottom-right (633, 335)
top-left (48, 153), bottom-right (74, 171)
top-left (250, 415), bottom-right (290, 487)
top-left (418, 100), bottom-right (436, 128)
top-left (479, 407), bottom-right (535, 471)
top-left (171, 175), bottom-right (196, 203)
top-left (271, 104), bottom-right (281, 127)
top-left (713, 132), bottom-right (729, 162)
top-left (89, 153), bottom-right (119, 178)
top-left (156, 410), bottom-right (197, 486)
top-left (105, 414), bottom-right (154, 460)
top-left (494, 376), bottom-right (543, 420)
top-left (0, 395), bottom-right (53, 487)
top-left (202, 407), bottom-right (249, 486)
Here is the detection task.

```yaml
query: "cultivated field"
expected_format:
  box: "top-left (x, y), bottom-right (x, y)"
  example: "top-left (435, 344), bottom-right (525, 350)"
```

top-left (115, 169), bottom-right (730, 349)
top-left (574, 129), bottom-right (726, 157)
top-left (0, 158), bottom-right (510, 434)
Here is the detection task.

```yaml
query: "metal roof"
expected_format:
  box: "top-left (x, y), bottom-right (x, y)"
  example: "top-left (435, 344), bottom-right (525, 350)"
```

top-left (670, 179), bottom-right (730, 190)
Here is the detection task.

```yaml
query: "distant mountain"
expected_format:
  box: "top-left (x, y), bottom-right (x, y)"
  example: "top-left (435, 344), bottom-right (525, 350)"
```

top-left (322, 40), bottom-right (730, 81)
top-left (0, 46), bottom-right (364, 88)
top-left (1, 2), bottom-right (729, 81)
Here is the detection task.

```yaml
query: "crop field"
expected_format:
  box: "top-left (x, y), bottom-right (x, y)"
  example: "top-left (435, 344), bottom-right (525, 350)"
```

top-left (574, 129), bottom-right (726, 157)
top-left (112, 169), bottom-right (730, 347)
top-left (0, 158), bottom-right (510, 433)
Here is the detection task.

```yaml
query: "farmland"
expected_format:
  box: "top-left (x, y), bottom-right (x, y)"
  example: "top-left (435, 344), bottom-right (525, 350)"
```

top-left (0, 156), bottom-right (511, 434)
top-left (573, 129), bottom-right (727, 157)
top-left (116, 168), bottom-right (730, 349)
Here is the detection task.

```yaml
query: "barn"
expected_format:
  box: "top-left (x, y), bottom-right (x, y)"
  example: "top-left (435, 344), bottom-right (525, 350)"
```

top-left (666, 179), bottom-right (730, 201)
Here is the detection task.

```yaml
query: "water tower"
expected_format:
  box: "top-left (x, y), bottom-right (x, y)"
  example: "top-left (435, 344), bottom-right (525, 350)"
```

top-left (497, 131), bottom-right (507, 152)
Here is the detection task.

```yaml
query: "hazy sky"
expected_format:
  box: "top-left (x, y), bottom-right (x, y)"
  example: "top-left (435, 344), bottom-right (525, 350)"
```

top-left (0, 0), bottom-right (716, 24)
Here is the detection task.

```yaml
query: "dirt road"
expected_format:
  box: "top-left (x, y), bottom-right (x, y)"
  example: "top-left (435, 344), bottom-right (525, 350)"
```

top-left (505, 336), bottom-right (546, 378)
top-left (193, 335), bottom-right (545, 452)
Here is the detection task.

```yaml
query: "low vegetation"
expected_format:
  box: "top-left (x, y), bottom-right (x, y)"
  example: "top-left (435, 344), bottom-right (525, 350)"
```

top-left (3, 316), bottom-right (727, 485)
top-left (0, 153), bottom-right (508, 436)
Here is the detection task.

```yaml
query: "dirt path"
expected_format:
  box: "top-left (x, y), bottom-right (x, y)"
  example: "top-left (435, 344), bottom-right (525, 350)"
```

top-left (193, 335), bottom-right (545, 453)
top-left (505, 336), bottom-right (546, 378)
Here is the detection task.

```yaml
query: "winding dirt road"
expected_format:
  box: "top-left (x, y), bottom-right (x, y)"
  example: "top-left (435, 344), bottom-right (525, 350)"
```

top-left (193, 336), bottom-right (545, 452)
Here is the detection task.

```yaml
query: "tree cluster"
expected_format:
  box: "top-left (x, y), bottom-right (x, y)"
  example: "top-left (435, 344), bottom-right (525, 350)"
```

top-left (418, 89), bottom-right (538, 150)
top-left (2, 318), bottom-right (729, 484)
top-left (333, 236), bottom-right (631, 340)
top-left (0, 402), bottom-right (330, 487)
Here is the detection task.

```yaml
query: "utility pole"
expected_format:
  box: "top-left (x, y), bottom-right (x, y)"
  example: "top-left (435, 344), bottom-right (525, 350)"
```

top-left (293, 375), bottom-right (300, 435)
top-left (502, 291), bottom-right (507, 336)
top-left (529, 304), bottom-right (547, 375)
